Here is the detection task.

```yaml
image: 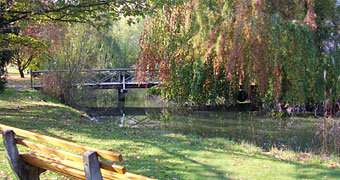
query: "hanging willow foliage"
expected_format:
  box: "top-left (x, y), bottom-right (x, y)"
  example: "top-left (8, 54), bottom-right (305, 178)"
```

top-left (138, 0), bottom-right (335, 106)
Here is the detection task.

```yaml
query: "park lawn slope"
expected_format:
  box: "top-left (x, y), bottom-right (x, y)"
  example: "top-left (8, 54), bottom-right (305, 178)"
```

top-left (0, 87), bottom-right (340, 180)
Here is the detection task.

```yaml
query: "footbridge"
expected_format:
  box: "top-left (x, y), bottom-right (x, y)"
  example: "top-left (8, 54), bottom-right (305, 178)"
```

top-left (29, 68), bottom-right (159, 101)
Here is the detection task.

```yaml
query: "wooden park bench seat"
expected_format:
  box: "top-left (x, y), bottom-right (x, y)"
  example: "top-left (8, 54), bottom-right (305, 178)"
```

top-left (0, 124), bottom-right (155, 180)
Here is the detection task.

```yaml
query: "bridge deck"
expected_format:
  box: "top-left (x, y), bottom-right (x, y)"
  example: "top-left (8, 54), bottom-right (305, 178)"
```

top-left (32, 82), bottom-right (159, 89)
top-left (30, 68), bottom-right (159, 91)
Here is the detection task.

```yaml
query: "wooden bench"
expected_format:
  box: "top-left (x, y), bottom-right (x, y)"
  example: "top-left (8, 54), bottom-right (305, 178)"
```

top-left (0, 124), bottom-right (155, 180)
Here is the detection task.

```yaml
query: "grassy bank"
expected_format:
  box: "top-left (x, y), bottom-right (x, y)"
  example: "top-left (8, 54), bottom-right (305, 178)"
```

top-left (1, 79), bottom-right (340, 179)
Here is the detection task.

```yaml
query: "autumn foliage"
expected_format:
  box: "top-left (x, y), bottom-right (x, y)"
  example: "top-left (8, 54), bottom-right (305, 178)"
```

top-left (137, 0), bottom-right (339, 107)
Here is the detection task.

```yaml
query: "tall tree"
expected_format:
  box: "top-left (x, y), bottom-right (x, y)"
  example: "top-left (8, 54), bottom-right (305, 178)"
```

top-left (86, 18), bottom-right (144, 68)
top-left (9, 34), bottom-right (46, 77)
top-left (0, 0), bottom-right (156, 89)
top-left (314, 0), bottom-right (340, 116)
top-left (137, 0), bottom-right (339, 109)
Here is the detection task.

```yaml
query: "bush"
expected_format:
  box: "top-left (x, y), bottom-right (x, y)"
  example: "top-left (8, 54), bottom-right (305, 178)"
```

top-left (41, 70), bottom-right (83, 105)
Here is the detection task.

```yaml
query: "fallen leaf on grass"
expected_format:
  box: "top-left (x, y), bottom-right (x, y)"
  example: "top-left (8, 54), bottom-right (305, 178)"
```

top-left (155, 158), bottom-right (163, 162)
top-left (274, 155), bottom-right (282, 161)
top-left (330, 163), bottom-right (340, 168)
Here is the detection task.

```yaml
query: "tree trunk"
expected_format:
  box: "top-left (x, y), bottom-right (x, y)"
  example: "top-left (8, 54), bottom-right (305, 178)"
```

top-left (19, 69), bottom-right (25, 78)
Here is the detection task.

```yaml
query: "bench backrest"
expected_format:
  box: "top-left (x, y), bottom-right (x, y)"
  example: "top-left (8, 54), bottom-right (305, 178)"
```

top-left (0, 124), bottom-right (126, 174)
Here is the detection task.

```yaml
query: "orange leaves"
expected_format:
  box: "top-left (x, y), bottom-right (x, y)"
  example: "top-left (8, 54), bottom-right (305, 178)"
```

top-left (136, 0), bottom-right (318, 104)
top-left (303, 0), bottom-right (317, 31)
top-left (251, 0), bottom-right (264, 15)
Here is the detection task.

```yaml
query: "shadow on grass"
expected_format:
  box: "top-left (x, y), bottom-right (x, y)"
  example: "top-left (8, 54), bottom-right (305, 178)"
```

top-left (1, 88), bottom-right (340, 179)
top-left (137, 136), bottom-right (340, 179)
top-left (0, 103), bottom-right (232, 179)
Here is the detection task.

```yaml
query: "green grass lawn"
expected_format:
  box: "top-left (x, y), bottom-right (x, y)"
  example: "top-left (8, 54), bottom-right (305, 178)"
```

top-left (1, 80), bottom-right (340, 179)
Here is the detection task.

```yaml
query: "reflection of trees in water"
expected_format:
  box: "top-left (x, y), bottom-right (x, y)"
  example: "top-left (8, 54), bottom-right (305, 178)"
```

top-left (151, 110), bottom-right (320, 152)
top-left (119, 115), bottom-right (161, 128)
top-left (86, 104), bottom-right (321, 153)
top-left (86, 107), bottom-right (164, 128)
top-left (74, 88), bottom-right (165, 108)
top-left (316, 118), bottom-right (340, 155)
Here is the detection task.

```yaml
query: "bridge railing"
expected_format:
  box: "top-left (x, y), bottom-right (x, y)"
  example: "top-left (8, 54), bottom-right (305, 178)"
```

top-left (29, 68), bottom-right (159, 90)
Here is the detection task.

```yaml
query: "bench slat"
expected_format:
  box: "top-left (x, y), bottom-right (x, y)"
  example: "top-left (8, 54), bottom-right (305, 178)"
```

top-left (16, 138), bottom-right (126, 174)
top-left (17, 138), bottom-right (81, 161)
top-left (21, 153), bottom-right (85, 179)
top-left (0, 124), bottom-right (122, 162)
top-left (22, 153), bottom-right (155, 180)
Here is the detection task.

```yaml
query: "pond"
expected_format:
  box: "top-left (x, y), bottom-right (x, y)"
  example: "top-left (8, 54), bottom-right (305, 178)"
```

top-left (75, 89), bottom-right (323, 153)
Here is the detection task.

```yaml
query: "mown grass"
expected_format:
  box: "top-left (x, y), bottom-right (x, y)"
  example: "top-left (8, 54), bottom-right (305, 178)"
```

top-left (1, 80), bottom-right (340, 179)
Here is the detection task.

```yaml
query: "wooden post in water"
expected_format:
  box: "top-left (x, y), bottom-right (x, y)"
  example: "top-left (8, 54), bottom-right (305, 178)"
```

top-left (118, 89), bottom-right (126, 102)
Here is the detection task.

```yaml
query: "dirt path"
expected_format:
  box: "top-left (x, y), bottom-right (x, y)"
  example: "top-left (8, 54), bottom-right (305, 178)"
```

top-left (5, 66), bottom-right (31, 90)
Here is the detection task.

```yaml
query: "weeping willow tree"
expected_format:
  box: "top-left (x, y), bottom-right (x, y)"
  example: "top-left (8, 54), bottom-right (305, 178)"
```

top-left (88, 19), bottom-right (144, 68)
top-left (137, 0), bottom-right (340, 109)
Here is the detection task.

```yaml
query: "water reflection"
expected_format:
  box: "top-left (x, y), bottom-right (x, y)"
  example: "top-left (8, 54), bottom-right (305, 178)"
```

top-left (157, 110), bottom-right (320, 152)
top-left (85, 106), bottom-right (163, 128)
top-left (76, 89), bottom-right (322, 152)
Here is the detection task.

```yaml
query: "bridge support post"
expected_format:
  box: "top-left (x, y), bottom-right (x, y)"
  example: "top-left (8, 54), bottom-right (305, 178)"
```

top-left (30, 69), bottom-right (33, 89)
top-left (118, 71), bottom-right (128, 103)
top-left (118, 89), bottom-right (127, 102)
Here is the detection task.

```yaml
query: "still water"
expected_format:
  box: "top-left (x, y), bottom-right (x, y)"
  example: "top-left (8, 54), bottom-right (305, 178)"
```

top-left (76, 89), bottom-right (322, 152)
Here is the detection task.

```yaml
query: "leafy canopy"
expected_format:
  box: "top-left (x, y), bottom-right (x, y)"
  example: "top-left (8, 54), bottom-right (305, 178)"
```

top-left (0, 0), bottom-right (150, 28)
top-left (0, 0), bottom-right (162, 89)
top-left (137, 0), bottom-right (340, 107)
